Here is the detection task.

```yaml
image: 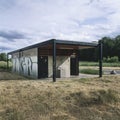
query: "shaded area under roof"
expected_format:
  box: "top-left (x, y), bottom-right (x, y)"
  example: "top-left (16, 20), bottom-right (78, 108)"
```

top-left (8, 39), bottom-right (98, 54)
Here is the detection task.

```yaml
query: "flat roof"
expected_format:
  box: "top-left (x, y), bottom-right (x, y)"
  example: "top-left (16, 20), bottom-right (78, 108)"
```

top-left (8, 39), bottom-right (98, 54)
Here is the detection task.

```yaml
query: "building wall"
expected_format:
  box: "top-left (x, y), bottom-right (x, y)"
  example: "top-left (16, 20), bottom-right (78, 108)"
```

top-left (12, 48), bottom-right (38, 78)
top-left (12, 49), bottom-right (71, 78)
top-left (48, 56), bottom-right (70, 78)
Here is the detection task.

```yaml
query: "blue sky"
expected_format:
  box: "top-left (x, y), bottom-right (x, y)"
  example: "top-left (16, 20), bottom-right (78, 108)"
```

top-left (0, 0), bottom-right (120, 52)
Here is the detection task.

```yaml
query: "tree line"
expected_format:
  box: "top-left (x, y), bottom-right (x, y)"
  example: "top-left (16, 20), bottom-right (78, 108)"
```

top-left (79, 35), bottom-right (120, 61)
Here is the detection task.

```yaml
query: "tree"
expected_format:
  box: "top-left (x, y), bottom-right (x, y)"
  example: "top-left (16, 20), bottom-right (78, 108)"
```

top-left (0, 53), bottom-right (7, 61)
top-left (100, 37), bottom-right (115, 58)
top-left (79, 35), bottom-right (120, 61)
top-left (114, 35), bottom-right (120, 60)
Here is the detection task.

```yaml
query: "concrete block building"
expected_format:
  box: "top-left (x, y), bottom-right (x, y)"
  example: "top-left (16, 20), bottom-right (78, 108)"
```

top-left (8, 39), bottom-right (100, 81)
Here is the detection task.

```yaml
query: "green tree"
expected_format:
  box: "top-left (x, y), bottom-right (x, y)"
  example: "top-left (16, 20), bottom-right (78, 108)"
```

top-left (78, 35), bottom-right (120, 61)
top-left (114, 35), bottom-right (120, 60)
top-left (0, 53), bottom-right (7, 61)
top-left (100, 37), bottom-right (115, 58)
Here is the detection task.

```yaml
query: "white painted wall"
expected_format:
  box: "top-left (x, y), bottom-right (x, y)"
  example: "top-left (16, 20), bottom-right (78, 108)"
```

top-left (12, 48), bottom-right (70, 78)
top-left (48, 56), bottom-right (70, 78)
top-left (12, 48), bottom-right (38, 78)
top-left (12, 52), bottom-right (20, 73)
top-left (58, 57), bottom-right (70, 77)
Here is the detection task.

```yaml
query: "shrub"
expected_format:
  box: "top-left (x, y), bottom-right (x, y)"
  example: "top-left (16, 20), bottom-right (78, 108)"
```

top-left (103, 57), bottom-right (107, 62)
top-left (110, 56), bottom-right (119, 62)
top-left (103, 56), bottom-right (119, 63)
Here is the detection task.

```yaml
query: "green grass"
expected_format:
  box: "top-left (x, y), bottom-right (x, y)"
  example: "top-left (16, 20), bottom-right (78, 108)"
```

top-left (103, 62), bottom-right (120, 67)
top-left (80, 68), bottom-right (99, 75)
top-left (0, 61), bottom-right (7, 69)
top-left (79, 61), bottom-right (120, 67)
top-left (0, 61), bottom-right (12, 70)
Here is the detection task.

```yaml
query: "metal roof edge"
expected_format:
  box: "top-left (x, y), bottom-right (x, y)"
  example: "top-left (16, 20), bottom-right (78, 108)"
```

top-left (8, 39), bottom-right (54, 54)
top-left (8, 39), bottom-right (98, 54)
top-left (55, 39), bottom-right (98, 47)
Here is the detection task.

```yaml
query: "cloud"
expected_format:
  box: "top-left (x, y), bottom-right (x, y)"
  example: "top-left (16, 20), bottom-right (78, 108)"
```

top-left (0, 0), bottom-right (120, 52)
top-left (0, 30), bottom-right (27, 41)
top-left (0, 30), bottom-right (30, 53)
top-left (0, 46), bottom-right (10, 53)
top-left (0, 36), bottom-right (32, 53)
top-left (0, 0), bottom-right (16, 11)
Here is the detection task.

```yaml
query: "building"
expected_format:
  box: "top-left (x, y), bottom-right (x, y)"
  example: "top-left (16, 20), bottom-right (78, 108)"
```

top-left (8, 39), bottom-right (102, 82)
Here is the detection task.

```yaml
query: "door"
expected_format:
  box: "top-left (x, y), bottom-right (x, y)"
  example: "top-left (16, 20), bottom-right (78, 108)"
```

top-left (38, 56), bottom-right (48, 78)
top-left (70, 57), bottom-right (79, 75)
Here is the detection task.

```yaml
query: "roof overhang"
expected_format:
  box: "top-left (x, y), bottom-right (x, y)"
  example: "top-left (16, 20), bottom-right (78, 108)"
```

top-left (8, 39), bottom-right (98, 54)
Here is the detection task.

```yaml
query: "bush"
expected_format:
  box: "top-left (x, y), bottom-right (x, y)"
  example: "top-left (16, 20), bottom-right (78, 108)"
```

top-left (103, 57), bottom-right (107, 62)
top-left (103, 56), bottom-right (119, 63)
top-left (110, 56), bottom-right (119, 62)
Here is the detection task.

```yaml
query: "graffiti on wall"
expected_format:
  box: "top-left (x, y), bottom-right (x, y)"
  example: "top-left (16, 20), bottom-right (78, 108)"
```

top-left (12, 56), bottom-right (37, 77)
top-left (20, 57), bottom-right (33, 75)
top-left (12, 57), bottom-right (19, 72)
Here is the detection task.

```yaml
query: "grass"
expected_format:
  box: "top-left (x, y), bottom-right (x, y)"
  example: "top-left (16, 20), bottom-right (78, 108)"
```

top-left (80, 61), bottom-right (120, 67)
top-left (96, 89), bottom-right (119, 104)
top-left (0, 71), bottom-right (120, 120)
top-left (0, 61), bottom-right (7, 69)
top-left (80, 68), bottom-right (99, 75)
top-left (0, 61), bottom-right (12, 70)
top-left (80, 68), bottom-right (104, 75)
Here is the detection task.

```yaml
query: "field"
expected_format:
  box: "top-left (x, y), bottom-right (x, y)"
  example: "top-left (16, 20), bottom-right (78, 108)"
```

top-left (0, 61), bottom-right (12, 70)
top-left (0, 71), bottom-right (120, 120)
top-left (79, 61), bottom-right (120, 67)
top-left (79, 61), bottom-right (120, 75)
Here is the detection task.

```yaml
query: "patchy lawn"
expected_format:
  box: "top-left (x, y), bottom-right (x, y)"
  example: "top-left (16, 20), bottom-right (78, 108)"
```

top-left (0, 71), bottom-right (120, 120)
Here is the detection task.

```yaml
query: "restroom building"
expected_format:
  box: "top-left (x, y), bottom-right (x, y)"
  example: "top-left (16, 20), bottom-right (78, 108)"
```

top-left (8, 39), bottom-right (101, 82)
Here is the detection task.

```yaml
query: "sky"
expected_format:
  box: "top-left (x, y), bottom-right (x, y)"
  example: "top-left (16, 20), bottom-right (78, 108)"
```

top-left (0, 0), bottom-right (120, 53)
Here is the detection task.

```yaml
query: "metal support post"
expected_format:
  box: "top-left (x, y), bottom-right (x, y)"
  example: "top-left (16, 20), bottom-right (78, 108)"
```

top-left (53, 40), bottom-right (56, 82)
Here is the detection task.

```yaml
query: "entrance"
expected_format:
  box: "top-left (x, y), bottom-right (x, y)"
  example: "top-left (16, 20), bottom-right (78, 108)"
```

top-left (70, 57), bottom-right (79, 75)
top-left (38, 56), bottom-right (48, 78)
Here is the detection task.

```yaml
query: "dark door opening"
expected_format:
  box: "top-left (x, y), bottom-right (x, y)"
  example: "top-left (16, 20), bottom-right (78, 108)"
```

top-left (38, 56), bottom-right (48, 78)
top-left (70, 57), bottom-right (79, 75)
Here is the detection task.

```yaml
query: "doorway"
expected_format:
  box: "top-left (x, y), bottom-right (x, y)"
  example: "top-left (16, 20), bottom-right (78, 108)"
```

top-left (38, 56), bottom-right (48, 78)
top-left (70, 57), bottom-right (79, 75)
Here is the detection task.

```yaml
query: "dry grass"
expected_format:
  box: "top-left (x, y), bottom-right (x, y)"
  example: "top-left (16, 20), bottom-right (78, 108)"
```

top-left (0, 71), bottom-right (120, 120)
